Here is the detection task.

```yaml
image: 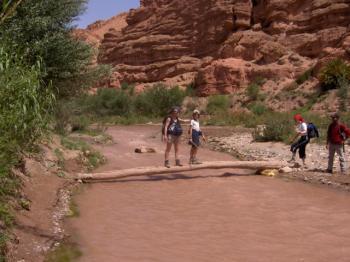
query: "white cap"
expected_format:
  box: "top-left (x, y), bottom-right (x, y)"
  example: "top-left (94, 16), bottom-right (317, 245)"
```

top-left (193, 109), bottom-right (200, 115)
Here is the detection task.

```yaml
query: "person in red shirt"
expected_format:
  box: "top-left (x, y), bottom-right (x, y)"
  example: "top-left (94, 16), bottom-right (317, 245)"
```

top-left (326, 113), bottom-right (350, 174)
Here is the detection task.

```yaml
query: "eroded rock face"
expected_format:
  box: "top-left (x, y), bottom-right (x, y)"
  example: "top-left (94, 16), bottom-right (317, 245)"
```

top-left (84, 0), bottom-right (350, 95)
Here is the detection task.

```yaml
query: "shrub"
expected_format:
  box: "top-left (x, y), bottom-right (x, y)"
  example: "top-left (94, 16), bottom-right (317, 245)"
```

top-left (246, 83), bottom-right (260, 101)
top-left (120, 82), bottom-right (135, 95)
top-left (253, 113), bottom-right (294, 142)
top-left (319, 59), bottom-right (350, 91)
top-left (185, 82), bottom-right (196, 97)
top-left (46, 242), bottom-right (82, 262)
top-left (296, 68), bottom-right (313, 85)
top-left (87, 88), bottom-right (133, 116)
top-left (0, 48), bottom-right (54, 147)
top-left (134, 84), bottom-right (186, 117)
top-left (249, 102), bottom-right (268, 116)
top-left (337, 78), bottom-right (349, 112)
top-left (206, 95), bottom-right (230, 114)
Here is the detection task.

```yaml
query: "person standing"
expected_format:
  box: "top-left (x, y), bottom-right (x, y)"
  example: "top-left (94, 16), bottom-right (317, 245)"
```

top-left (188, 110), bottom-right (206, 164)
top-left (326, 113), bottom-right (350, 174)
top-left (162, 107), bottom-right (189, 168)
top-left (289, 114), bottom-right (309, 167)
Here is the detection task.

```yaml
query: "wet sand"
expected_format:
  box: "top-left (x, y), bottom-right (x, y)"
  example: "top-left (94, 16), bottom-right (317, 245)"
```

top-left (68, 126), bottom-right (350, 262)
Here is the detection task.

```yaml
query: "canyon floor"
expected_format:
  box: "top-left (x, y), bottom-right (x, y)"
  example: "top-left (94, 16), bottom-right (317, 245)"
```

top-left (64, 125), bottom-right (350, 262)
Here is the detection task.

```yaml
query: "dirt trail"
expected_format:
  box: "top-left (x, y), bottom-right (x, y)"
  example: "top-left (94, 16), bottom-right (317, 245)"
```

top-left (68, 125), bottom-right (350, 262)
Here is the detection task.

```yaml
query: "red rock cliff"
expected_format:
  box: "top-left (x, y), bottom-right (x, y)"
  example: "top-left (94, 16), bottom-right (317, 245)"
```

top-left (91, 0), bottom-right (350, 96)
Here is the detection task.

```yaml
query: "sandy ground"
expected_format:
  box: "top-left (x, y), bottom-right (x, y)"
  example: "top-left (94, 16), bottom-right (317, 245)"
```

top-left (66, 125), bottom-right (350, 262)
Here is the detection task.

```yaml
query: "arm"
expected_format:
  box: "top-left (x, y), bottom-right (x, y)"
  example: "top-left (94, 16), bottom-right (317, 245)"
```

top-left (189, 125), bottom-right (193, 141)
top-left (179, 117), bottom-right (191, 124)
top-left (163, 118), bottom-right (171, 142)
top-left (201, 131), bottom-right (206, 142)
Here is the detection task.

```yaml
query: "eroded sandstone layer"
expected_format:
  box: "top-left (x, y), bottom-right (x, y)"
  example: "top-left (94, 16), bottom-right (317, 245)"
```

top-left (85, 0), bottom-right (350, 96)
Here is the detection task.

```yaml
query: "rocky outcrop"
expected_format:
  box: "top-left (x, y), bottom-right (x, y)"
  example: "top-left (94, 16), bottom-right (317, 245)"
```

top-left (80, 0), bottom-right (350, 96)
top-left (74, 13), bottom-right (128, 48)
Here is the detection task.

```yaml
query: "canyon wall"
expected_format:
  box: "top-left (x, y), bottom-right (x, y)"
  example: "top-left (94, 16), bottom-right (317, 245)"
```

top-left (83, 0), bottom-right (350, 96)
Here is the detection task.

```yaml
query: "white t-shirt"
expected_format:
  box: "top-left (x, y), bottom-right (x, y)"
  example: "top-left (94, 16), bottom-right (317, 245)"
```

top-left (191, 119), bottom-right (200, 132)
top-left (297, 122), bottom-right (307, 135)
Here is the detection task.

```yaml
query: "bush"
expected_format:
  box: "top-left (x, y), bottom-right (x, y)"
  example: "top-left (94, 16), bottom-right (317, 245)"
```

top-left (0, 48), bottom-right (54, 147)
top-left (319, 59), bottom-right (350, 91)
top-left (206, 95), bottom-right (230, 114)
top-left (249, 102), bottom-right (268, 116)
top-left (296, 69), bottom-right (313, 85)
top-left (253, 114), bottom-right (294, 142)
top-left (86, 88), bottom-right (133, 116)
top-left (134, 84), bottom-right (186, 117)
top-left (247, 83), bottom-right (260, 101)
top-left (185, 82), bottom-right (196, 97)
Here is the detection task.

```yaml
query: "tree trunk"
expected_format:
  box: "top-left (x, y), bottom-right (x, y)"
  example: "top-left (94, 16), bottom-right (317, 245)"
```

top-left (77, 161), bottom-right (283, 182)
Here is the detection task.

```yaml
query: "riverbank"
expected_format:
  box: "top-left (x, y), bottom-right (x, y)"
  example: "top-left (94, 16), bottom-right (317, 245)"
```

top-left (5, 132), bottom-right (106, 262)
top-left (205, 129), bottom-right (350, 191)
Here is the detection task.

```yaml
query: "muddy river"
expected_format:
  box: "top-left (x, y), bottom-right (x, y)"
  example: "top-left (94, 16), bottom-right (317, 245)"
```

top-left (67, 126), bottom-right (350, 262)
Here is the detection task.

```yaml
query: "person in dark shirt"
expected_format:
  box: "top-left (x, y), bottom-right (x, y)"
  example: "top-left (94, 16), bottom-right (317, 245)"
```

top-left (326, 113), bottom-right (350, 174)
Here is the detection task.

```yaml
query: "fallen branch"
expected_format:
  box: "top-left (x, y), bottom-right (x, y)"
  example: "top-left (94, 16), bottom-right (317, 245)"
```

top-left (76, 161), bottom-right (284, 182)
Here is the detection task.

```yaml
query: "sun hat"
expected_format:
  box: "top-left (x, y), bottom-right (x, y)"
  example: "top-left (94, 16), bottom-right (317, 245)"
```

top-left (170, 106), bottom-right (180, 113)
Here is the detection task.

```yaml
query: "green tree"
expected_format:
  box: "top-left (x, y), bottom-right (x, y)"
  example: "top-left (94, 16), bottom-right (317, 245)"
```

top-left (0, 0), bottom-right (108, 97)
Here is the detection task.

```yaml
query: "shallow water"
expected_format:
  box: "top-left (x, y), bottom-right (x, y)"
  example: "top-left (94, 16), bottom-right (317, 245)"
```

top-left (68, 170), bottom-right (350, 262)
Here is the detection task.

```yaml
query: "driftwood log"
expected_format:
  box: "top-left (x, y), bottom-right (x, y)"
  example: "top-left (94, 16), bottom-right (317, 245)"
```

top-left (77, 161), bottom-right (284, 182)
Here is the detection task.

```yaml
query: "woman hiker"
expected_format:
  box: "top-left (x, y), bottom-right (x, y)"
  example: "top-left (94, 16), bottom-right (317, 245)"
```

top-left (162, 107), bottom-right (189, 168)
top-left (289, 114), bottom-right (309, 168)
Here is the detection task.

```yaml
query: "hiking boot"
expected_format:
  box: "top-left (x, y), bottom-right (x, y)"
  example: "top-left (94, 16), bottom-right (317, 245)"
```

top-left (164, 160), bottom-right (170, 168)
top-left (287, 157), bottom-right (296, 163)
top-left (325, 169), bottom-right (333, 174)
top-left (192, 158), bottom-right (202, 165)
top-left (175, 159), bottom-right (183, 167)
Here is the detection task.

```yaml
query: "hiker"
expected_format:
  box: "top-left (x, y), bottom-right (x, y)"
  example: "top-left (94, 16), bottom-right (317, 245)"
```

top-left (188, 110), bottom-right (206, 164)
top-left (326, 113), bottom-right (350, 174)
top-left (290, 114), bottom-right (309, 167)
top-left (162, 107), bottom-right (189, 168)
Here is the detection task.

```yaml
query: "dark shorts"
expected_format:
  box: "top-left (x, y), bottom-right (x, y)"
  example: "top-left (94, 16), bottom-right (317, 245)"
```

top-left (191, 130), bottom-right (202, 148)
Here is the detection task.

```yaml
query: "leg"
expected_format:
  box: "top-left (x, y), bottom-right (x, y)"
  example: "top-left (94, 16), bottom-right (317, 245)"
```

top-left (335, 145), bottom-right (346, 173)
top-left (174, 137), bottom-right (182, 166)
top-left (289, 141), bottom-right (298, 161)
top-left (327, 143), bottom-right (336, 172)
top-left (193, 147), bottom-right (198, 160)
top-left (164, 141), bottom-right (172, 167)
top-left (189, 146), bottom-right (195, 163)
top-left (298, 137), bottom-right (308, 165)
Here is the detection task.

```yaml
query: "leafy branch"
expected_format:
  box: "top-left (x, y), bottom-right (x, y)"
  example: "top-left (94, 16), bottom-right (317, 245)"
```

top-left (0, 0), bottom-right (23, 25)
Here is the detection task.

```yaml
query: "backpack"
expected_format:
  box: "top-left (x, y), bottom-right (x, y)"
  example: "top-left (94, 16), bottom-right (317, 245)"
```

top-left (162, 117), bottom-right (183, 136)
top-left (339, 125), bottom-right (349, 141)
top-left (307, 123), bottom-right (319, 139)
